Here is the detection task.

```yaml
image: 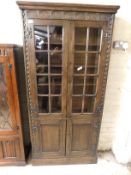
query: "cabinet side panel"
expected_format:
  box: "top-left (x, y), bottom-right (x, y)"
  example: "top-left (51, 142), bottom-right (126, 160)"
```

top-left (14, 47), bottom-right (31, 153)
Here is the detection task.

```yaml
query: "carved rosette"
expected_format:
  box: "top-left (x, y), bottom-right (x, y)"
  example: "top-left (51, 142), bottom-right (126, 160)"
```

top-left (27, 10), bottom-right (110, 21)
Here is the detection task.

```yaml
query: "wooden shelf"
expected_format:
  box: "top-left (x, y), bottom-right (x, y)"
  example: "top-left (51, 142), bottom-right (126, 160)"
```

top-left (38, 94), bottom-right (62, 97)
top-left (73, 73), bottom-right (98, 76)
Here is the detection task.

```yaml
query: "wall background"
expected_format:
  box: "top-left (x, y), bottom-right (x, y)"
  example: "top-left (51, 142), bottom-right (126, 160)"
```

top-left (0, 0), bottom-right (131, 163)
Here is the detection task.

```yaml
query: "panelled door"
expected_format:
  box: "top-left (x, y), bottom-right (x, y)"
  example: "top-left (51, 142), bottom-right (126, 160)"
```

top-left (29, 19), bottom-right (107, 158)
top-left (66, 21), bottom-right (107, 156)
top-left (0, 49), bottom-right (22, 160)
top-left (29, 20), bottom-right (68, 157)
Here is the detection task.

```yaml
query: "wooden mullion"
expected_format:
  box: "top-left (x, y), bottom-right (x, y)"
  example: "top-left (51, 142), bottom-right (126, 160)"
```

top-left (47, 26), bottom-right (51, 113)
top-left (82, 27), bottom-right (89, 113)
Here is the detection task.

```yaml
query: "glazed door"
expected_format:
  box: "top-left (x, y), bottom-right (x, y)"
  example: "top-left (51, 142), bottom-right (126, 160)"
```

top-left (0, 49), bottom-right (21, 160)
top-left (0, 52), bottom-right (17, 133)
top-left (66, 21), bottom-right (107, 156)
top-left (29, 20), bottom-right (68, 157)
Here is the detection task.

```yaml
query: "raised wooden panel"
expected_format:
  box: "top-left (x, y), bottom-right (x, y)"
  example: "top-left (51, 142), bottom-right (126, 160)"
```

top-left (71, 124), bottom-right (91, 151)
top-left (0, 138), bottom-right (21, 160)
top-left (66, 117), bottom-right (99, 157)
top-left (41, 125), bottom-right (60, 152)
top-left (40, 119), bottom-right (66, 157)
top-left (32, 118), bottom-right (66, 158)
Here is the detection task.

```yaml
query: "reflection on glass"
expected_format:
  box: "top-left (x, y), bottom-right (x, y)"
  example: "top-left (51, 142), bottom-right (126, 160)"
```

top-left (36, 52), bottom-right (48, 75)
top-left (74, 66), bottom-right (85, 74)
top-left (88, 28), bottom-right (102, 51)
top-left (38, 96), bottom-right (49, 113)
top-left (51, 96), bottom-right (61, 112)
top-left (37, 75), bottom-right (48, 84)
top-left (72, 96), bottom-right (82, 113)
top-left (34, 26), bottom-right (48, 50)
top-left (50, 26), bottom-right (62, 51)
top-left (84, 96), bottom-right (95, 113)
top-left (50, 52), bottom-right (62, 68)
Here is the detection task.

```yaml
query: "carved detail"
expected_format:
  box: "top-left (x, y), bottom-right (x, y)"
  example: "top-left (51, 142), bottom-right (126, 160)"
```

top-left (31, 120), bottom-right (41, 153)
top-left (22, 10), bottom-right (33, 120)
top-left (27, 10), bottom-right (110, 21)
top-left (27, 27), bottom-right (33, 39)
top-left (0, 49), bottom-right (8, 56)
top-left (96, 14), bottom-right (114, 113)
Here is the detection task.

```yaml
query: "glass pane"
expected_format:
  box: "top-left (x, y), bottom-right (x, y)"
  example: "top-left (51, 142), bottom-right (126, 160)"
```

top-left (50, 52), bottom-right (62, 74)
top-left (86, 66), bottom-right (98, 74)
top-left (75, 27), bottom-right (87, 51)
top-left (73, 85), bottom-right (83, 94)
top-left (73, 76), bottom-right (84, 85)
top-left (72, 96), bottom-right (82, 113)
top-left (86, 76), bottom-right (97, 84)
top-left (88, 28), bottom-right (102, 51)
top-left (84, 96), bottom-right (95, 113)
top-left (50, 66), bottom-right (62, 74)
top-left (51, 96), bottom-right (61, 112)
top-left (0, 64), bottom-right (12, 130)
top-left (85, 84), bottom-right (96, 94)
top-left (34, 26), bottom-right (48, 50)
top-left (87, 53), bottom-right (99, 66)
top-left (50, 52), bottom-right (62, 67)
top-left (37, 85), bottom-right (49, 94)
top-left (36, 52), bottom-right (48, 74)
top-left (49, 26), bottom-right (62, 51)
top-left (38, 96), bottom-right (49, 113)
top-left (37, 75), bottom-right (48, 84)
top-left (74, 53), bottom-right (85, 66)
top-left (50, 76), bottom-right (62, 95)
top-left (51, 84), bottom-right (61, 94)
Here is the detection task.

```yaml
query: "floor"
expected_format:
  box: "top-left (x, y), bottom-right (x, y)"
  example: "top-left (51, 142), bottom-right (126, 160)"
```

top-left (0, 152), bottom-right (131, 175)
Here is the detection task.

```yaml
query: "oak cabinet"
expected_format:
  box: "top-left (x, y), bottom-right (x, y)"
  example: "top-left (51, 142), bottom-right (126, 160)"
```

top-left (0, 44), bottom-right (25, 165)
top-left (17, 1), bottom-right (119, 164)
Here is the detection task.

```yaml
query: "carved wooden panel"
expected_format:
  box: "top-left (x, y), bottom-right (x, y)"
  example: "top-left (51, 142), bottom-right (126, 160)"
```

top-left (66, 117), bottom-right (100, 157)
top-left (32, 118), bottom-right (66, 158)
top-left (26, 10), bottom-right (111, 21)
top-left (0, 138), bottom-right (21, 160)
